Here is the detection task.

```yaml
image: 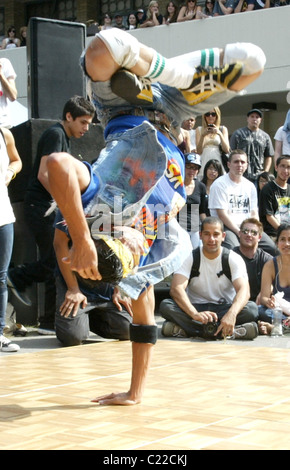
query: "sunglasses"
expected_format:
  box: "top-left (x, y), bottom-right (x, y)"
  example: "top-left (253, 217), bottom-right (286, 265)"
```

top-left (241, 229), bottom-right (259, 236)
top-left (205, 112), bottom-right (216, 117)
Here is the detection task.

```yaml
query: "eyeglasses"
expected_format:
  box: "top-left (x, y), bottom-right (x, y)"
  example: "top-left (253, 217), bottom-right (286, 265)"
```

top-left (205, 112), bottom-right (216, 117)
top-left (185, 164), bottom-right (200, 170)
top-left (241, 229), bottom-right (259, 236)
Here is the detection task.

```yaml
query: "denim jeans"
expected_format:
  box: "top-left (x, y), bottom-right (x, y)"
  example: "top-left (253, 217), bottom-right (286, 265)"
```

top-left (9, 202), bottom-right (56, 328)
top-left (160, 298), bottom-right (259, 337)
top-left (0, 223), bottom-right (14, 335)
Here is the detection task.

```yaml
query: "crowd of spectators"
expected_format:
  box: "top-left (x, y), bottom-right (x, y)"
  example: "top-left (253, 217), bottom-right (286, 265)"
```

top-left (86, 0), bottom-right (290, 33)
top-left (1, 13), bottom-right (289, 352)
top-left (0, 26), bottom-right (27, 49)
top-left (2, 0), bottom-right (289, 46)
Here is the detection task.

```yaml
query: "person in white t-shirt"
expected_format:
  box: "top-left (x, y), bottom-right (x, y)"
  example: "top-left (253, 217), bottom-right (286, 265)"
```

top-left (159, 216), bottom-right (259, 339)
top-left (0, 58), bottom-right (17, 129)
top-left (0, 127), bottom-right (22, 352)
top-left (208, 149), bottom-right (277, 255)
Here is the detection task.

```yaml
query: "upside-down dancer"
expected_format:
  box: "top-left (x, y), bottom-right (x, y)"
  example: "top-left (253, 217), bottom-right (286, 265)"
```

top-left (41, 29), bottom-right (266, 405)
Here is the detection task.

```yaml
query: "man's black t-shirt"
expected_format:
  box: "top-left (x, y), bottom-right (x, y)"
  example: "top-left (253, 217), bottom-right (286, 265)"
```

top-left (233, 246), bottom-right (272, 301)
top-left (259, 180), bottom-right (290, 236)
top-left (25, 123), bottom-right (71, 207)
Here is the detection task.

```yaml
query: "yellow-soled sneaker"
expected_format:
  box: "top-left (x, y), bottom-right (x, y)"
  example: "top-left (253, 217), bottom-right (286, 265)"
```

top-left (111, 69), bottom-right (153, 105)
top-left (181, 62), bottom-right (243, 106)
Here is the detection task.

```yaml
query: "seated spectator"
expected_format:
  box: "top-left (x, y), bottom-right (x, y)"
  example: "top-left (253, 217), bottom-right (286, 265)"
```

top-left (53, 226), bottom-right (132, 346)
top-left (127, 12), bottom-right (138, 29)
top-left (19, 26), bottom-right (27, 47)
top-left (140, 1), bottom-right (163, 27)
top-left (181, 116), bottom-right (196, 152)
top-left (259, 155), bottom-right (290, 239)
top-left (257, 171), bottom-right (275, 199)
top-left (136, 8), bottom-right (146, 25)
top-left (234, 218), bottom-right (272, 303)
top-left (258, 223), bottom-right (290, 332)
top-left (209, 149), bottom-right (278, 255)
top-left (159, 216), bottom-right (259, 340)
top-left (176, 153), bottom-right (207, 248)
top-left (114, 13), bottom-right (127, 30)
top-left (274, 110), bottom-right (290, 164)
top-left (213, 0), bottom-right (239, 16)
top-left (177, 0), bottom-right (202, 21)
top-left (202, 0), bottom-right (216, 16)
top-left (195, 107), bottom-right (229, 179)
top-left (201, 158), bottom-right (224, 215)
top-left (163, 1), bottom-right (179, 24)
top-left (1, 26), bottom-right (20, 49)
top-left (235, 0), bottom-right (270, 11)
top-left (272, 0), bottom-right (290, 5)
top-left (100, 14), bottom-right (113, 30)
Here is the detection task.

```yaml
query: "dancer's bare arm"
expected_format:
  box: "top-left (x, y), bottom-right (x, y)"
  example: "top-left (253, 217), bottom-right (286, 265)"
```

top-left (92, 285), bottom-right (156, 405)
top-left (44, 152), bottom-right (102, 280)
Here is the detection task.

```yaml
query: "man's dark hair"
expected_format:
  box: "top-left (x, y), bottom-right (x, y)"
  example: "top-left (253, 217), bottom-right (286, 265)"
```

top-left (276, 155), bottom-right (290, 167)
top-left (276, 223), bottom-right (290, 243)
top-left (200, 216), bottom-right (224, 232)
top-left (75, 238), bottom-right (124, 287)
top-left (62, 95), bottom-right (95, 120)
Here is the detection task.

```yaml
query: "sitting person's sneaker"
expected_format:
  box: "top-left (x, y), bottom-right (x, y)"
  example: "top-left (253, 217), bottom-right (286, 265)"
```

top-left (161, 321), bottom-right (188, 338)
top-left (0, 335), bottom-right (20, 352)
top-left (180, 62), bottom-right (243, 106)
top-left (232, 322), bottom-right (258, 340)
top-left (111, 69), bottom-right (153, 105)
top-left (7, 274), bottom-right (32, 307)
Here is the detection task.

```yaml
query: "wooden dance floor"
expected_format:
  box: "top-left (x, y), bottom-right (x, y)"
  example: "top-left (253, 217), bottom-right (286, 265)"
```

top-left (1, 338), bottom-right (290, 450)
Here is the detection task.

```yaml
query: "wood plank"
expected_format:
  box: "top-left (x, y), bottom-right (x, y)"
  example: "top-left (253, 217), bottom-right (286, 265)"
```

top-left (0, 340), bottom-right (290, 450)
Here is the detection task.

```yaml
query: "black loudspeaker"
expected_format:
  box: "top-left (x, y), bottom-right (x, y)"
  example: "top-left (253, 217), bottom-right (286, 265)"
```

top-left (27, 17), bottom-right (86, 120)
top-left (9, 119), bottom-right (105, 325)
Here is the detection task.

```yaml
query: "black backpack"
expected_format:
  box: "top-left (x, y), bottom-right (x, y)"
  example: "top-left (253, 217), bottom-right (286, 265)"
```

top-left (190, 247), bottom-right (232, 282)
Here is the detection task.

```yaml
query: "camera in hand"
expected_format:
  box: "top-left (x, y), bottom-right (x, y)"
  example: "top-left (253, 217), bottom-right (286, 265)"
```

top-left (202, 321), bottom-right (218, 339)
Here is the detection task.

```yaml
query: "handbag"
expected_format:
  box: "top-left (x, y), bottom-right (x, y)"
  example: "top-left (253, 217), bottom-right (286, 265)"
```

top-left (220, 145), bottom-right (229, 172)
top-left (219, 126), bottom-right (230, 172)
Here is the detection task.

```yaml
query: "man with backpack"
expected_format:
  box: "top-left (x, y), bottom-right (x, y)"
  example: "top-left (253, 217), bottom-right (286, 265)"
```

top-left (159, 216), bottom-right (259, 339)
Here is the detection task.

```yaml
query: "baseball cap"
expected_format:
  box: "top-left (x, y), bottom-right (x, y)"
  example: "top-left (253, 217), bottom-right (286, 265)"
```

top-left (247, 108), bottom-right (263, 118)
top-left (137, 9), bottom-right (144, 13)
top-left (184, 153), bottom-right (201, 167)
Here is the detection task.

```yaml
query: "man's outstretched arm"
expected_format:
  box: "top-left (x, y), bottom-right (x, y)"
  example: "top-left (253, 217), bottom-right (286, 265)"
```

top-left (92, 284), bottom-right (156, 405)
top-left (44, 152), bottom-right (102, 280)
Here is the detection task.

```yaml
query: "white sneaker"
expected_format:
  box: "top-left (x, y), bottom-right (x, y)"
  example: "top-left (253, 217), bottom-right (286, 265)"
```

top-left (0, 334), bottom-right (20, 352)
